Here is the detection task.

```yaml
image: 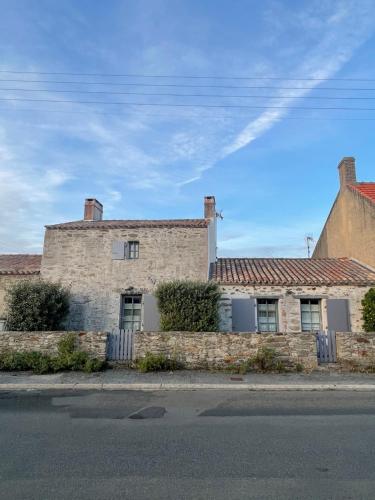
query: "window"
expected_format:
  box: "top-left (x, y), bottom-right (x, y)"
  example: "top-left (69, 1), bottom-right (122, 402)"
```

top-left (121, 295), bottom-right (142, 331)
top-left (128, 241), bottom-right (139, 259)
top-left (257, 299), bottom-right (278, 332)
top-left (300, 299), bottom-right (321, 331)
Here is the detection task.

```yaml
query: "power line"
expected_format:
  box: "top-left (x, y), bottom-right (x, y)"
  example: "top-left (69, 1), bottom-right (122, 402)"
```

top-left (3, 104), bottom-right (375, 120)
top-left (0, 69), bottom-right (374, 82)
top-left (2, 96), bottom-right (375, 111)
top-left (1, 78), bottom-right (375, 92)
top-left (2, 87), bottom-right (375, 100)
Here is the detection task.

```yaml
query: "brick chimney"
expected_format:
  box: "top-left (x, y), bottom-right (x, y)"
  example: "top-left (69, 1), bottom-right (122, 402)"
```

top-left (204, 196), bottom-right (216, 219)
top-left (338, 157), bottom-right (356, 190)
top-left (84, 198), bottom-right (103, 221)
top-left (204, 196), bottom-right (217, 267)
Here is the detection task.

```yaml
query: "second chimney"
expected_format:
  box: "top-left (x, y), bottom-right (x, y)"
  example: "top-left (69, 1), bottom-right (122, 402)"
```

top-left (204, 196), bottom-right (216, 219)
top-left (338, 157), bottom-right (356, 190)
top-left (84, 198), bottom-right (103, 221)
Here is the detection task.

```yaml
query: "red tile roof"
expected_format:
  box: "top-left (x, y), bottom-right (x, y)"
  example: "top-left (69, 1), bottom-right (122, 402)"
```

top-left (0, 255), bottom-right (42, 275)
top-left (212, 257), bottom-right (375, 286)
top-left (349, 183), bottom-right (375, 204)
top-left (46, 219), bottom-right (209, 230)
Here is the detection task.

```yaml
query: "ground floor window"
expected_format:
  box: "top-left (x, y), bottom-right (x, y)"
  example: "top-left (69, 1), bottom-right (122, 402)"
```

top-left (257, 298), bottom-right (278, 332)
top-left (121, 295), bottom-right (142, 331)
top-left (300, 299), bottom-right (321, 331)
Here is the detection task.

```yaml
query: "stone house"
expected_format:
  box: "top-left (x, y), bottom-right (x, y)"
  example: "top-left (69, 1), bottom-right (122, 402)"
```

top-left (313, 157), bottom-right (375, 268)
top-left (0, 255), bottom-right (42, 330)
top-left (40, 197), bottom-right (217, 332)
top-left (1, 191), bottom-right (374, 335)
top-left (211, 257), bottom-right (375, 333)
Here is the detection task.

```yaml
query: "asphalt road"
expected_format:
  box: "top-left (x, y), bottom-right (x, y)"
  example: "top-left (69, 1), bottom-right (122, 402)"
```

top-left (1, 390), bottom-right (375, 500)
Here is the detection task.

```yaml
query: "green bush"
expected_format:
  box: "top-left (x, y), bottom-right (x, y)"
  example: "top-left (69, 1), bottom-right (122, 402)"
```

top-left (362, 288), bottom-right (375, 332)
top-left (5, 280), bottom-right (70, 331)
top-left (137, 352), bottom-right (184, 372)
top-left (155, 280), bottom-right (220, 332)
top-left (224, 347), bottom-right (288, 374)
top-left (0, 333), bottom-right (106, 374)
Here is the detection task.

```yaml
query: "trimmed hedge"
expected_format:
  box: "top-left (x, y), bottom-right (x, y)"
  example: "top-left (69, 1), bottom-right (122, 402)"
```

top-left (155, 280), bottom-right (220, 332)
top-left (5, 280), bottom-right (70, 331)
top-left (362, 288), bottom-right (375, 332)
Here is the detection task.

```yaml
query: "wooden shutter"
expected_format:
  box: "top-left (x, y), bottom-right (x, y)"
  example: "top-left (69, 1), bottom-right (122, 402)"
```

top-left (327, 299), bottom-right (351, 332)
top-left (232, 297), bottom-right (257, 332)
top-left (124, 242), bottom-right (130, 259)
top-left (112, 241), bottom-right (125, 260)
top-left (142, 294), bottom-right (161, 331)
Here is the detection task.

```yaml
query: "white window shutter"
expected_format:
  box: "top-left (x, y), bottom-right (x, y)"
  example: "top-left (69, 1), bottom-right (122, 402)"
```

top-left (112, 241), bottom-right (125, 260)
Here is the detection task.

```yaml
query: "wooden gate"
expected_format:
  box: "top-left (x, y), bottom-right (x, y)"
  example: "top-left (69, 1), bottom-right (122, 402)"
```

top-left (316, 330), bottom-right (336, 363)
top-left (107, 329), bottom-right (134, 361)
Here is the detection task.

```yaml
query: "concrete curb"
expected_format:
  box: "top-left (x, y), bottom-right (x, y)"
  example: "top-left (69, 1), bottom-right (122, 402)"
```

top-left (2, 383), bottom-right (375, 391)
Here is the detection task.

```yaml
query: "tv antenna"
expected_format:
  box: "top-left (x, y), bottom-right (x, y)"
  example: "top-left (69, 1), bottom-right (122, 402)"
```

top-left (305, 235), bottom-right (314, 258)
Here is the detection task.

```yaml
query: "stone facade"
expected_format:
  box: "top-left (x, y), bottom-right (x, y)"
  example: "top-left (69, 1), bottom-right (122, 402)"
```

top-left (0, 275), bottom-right (40, 326)
top-left (41, 225), bottom-right (211, 332)
top-left (219, 284), bottom-right (370, 333)
top-left (0, 331), bottom-right (107, 359)
top-left (134, 331), bottom-right (318, 370)
top-left (313, 157), bottom-right (375, 268)
top-left (336, 332), bottom-right (375, 367)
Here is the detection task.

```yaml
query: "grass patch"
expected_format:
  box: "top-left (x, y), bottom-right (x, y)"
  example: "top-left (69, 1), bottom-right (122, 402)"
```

top-left (136, 352), bottom-right (184, 373)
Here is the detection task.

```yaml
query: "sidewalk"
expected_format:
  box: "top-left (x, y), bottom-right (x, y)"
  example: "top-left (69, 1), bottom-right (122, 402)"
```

top-left (2, 369), bottom-right (375, 391)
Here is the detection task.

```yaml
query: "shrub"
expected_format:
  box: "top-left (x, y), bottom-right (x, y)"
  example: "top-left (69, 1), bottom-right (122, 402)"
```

top-left (248, 347), bottom-right (280, 371)
top-left (155, 280), bottom-right (220, 332)
top-left (137, 352), bottom-right (184, 372)
top-left (5, 280), bottom-right (70, 331)
top-left (362, 288), bottom-right (375, 332)
top-left (0, 333), bottom-right (106, 374)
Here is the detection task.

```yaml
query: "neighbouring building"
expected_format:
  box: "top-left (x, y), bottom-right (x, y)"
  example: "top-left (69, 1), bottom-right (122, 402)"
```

top-left (313, 157), bottom-right (375, 268)
top-left (212, 257), bottom-right (375, 333)
top-left (40, 197), bottom-right (217, 332)
top-left (0, 255), bottom-right (42, 330)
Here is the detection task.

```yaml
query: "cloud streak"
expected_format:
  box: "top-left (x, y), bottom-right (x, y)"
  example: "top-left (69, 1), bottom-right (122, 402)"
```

top-left (219, 0), bottom-right (375, 160)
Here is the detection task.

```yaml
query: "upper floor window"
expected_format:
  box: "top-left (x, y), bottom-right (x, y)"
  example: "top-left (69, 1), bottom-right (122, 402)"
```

top-left (128, 241), bottom-right (139, 259)
top-left (300, 299), bottom-right (321, 331)
top-left (257, 298), bottom-right (278, 332)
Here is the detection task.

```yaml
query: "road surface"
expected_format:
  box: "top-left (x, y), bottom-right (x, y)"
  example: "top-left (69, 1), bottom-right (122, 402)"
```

top-left (1, 389), bottom-right (375, 499)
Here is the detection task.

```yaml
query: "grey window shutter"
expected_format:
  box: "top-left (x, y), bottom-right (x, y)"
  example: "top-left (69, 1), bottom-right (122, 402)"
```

top-left (143, 294), bottom-right (160, 331)
top-left (327, 299), bottom-right (351, 332)
top-left (232, 297), bottom-right (257, 332)
top-left (124, 242), bottom-right (130, 259)
top-left (112, 241), bottom-right (125, 260)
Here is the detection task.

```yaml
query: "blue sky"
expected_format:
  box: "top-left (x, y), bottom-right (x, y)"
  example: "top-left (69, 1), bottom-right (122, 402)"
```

top-left (1, 0), bottom-right (375, 256)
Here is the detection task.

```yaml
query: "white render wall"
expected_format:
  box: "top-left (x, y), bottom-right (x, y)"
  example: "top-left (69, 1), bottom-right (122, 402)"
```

top-left (220, 283), bottom-right (370, 333)
top-left (41, 225), bottom-right (209, 332)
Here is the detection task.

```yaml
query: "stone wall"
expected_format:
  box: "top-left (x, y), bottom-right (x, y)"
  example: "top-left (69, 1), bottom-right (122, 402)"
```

top-left (336, 332), bottom-right (375, 367)
top-left (313, 185), bottom-right (375, 269)
top-left (134, 331), bottom-right (318, 370)
top-left (41, 225), bottom-right (210, 332)
top-left (220, 284), bottom-right (369, 333)
top-left (0, 331), bottom-right (107, 360)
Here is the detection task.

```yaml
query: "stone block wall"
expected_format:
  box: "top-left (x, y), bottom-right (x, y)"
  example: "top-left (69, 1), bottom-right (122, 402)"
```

top-left (220, 284), bottom-right (370, 333)
top-left (134, 331), bottom-right (318, 370)
top-left (41, 225), bottom-right (210, 332)
top-left (336, 332), bottom-right (375, 367)
top-left (0, 331), bottom-right (107, 360)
